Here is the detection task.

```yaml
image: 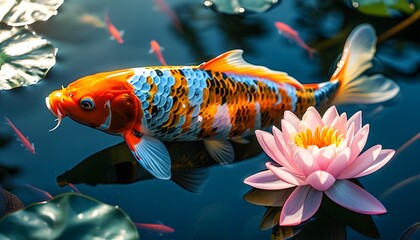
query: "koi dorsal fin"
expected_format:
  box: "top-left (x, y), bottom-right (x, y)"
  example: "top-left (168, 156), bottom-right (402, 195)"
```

top-left (199, 50), bottom-right (304, 89)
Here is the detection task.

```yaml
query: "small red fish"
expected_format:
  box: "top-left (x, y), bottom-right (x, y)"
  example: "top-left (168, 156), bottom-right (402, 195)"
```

top-left (4, 116), bottom-right (35, 154)
top-left (154, 0), bottom-right (183, 32)
top-left (22, 183), bottom-right (53, 201)
top-left (67, 183), bottom-right (81, 193)
top-left (274, 21), bottom-right (316, 58)
top-left (105, 11), bottom-right (124, 44)
top-left (135, 222), bottom-right (175, 234)
top-left (149, 40), bottom-right (167, 65)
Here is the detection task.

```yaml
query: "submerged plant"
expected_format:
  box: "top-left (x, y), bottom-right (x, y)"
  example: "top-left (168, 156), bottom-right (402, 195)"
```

top-left (244, 106), bottom-right (395, 226)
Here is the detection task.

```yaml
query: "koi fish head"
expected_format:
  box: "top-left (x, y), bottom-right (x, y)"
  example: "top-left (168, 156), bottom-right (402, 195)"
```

top-left (46, 69), bottom-right (141, 134)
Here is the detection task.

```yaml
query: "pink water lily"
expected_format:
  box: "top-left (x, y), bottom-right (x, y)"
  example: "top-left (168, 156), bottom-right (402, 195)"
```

top-left (244, 106), bottom-right (394, 226)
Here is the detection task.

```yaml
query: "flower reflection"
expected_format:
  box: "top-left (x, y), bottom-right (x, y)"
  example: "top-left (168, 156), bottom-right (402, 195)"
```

top-left (244, 106), bottom-right (395, 226)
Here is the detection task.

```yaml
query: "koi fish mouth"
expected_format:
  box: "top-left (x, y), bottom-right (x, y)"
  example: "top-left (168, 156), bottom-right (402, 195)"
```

top-left (45, 96), bottom-right (65, 132)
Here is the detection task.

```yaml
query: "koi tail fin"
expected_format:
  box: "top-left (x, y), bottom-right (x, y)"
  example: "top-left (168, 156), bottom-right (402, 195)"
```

top-left (331, 24), bottom-right (399, 105)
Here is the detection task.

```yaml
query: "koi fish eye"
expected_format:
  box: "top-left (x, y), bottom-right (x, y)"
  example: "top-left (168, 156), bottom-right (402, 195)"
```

top-left (80, 97), bottom-right (95, 110)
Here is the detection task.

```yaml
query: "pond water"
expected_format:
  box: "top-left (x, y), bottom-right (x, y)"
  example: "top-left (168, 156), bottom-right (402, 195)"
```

top-left (0, 0), bottom-right (419, 239)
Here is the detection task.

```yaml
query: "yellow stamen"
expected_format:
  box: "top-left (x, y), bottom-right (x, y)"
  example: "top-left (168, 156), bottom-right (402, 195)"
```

top-left (293, 126), bottom-right (343, 148)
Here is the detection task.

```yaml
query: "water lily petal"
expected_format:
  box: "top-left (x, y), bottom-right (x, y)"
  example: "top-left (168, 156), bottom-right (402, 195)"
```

top-left (272, 126), bottom-right (300, 171)
top-left (354, 149), bottom-right (395, 178)
top-left (347, 111), bottom-right (362, 133)
top-left (313, 145), bottom-right (336, 170)
top-left (337, 138), bottom-right (349, 153)
top-left (300, 106), bottom-right (323, 132)
top-left (293, 147), bottom-right (319, 176)
top-left (306, 170), bottom-right (336, 191)
top-left (325, 180), bottom-right (386, 214)
top-left (331, 112), bottom-right (347, 135)
top-left (306, 145), bottom-right (320, 155)
top-left (283, 111), bottom-right (300, 129)
top-left (243, 169), bottom-right (295, 190)
top-left (321, 106), bottom-right (339, 126)
top-left (326, 147), bottom-right (350, 177)
top-left (339, 144), bottom-right (381, 179)
top-left (348, 125), bottom-right (370, 163)
top-left (256, 130), bottom-right (295, 171)
top-left (345, 122), bottom-right (355, 145)
top-left (266, 162), bottom-right (306, 186)
top-left (281, 119), bottom-right (297, 143)
top-left (338, 112), bottom-right (348, 134)
top-left (280, 186), bottom-right (322, 226)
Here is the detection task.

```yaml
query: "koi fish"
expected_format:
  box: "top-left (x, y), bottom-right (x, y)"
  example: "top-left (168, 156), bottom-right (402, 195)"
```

top-left (45, 24), bottom-right (399, 180)
top-left (105, 11), bottom-right (124, 44)
top-left (149, 40), bottom-right (168, 66)
top-left (274, 21), bottom-right (316, 58)
top-left (135, 222), bottom-right (175, 233)
top-left (4, 116), bottom-right (35, 154)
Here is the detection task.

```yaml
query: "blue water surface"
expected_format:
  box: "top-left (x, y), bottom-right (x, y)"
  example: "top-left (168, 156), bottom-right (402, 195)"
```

top-left (0, 0), bottom-right (419, 239)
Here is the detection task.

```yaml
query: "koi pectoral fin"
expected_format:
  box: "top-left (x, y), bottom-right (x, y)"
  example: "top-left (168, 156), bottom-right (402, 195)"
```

top-left (204, 140), bottom-right (234, 165)
top-left (124, 133), bottom-right (171, 180)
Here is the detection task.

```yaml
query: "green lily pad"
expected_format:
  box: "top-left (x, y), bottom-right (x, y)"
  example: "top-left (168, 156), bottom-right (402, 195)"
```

top-left (204, 0), bottom-right (280, 14)
top-left (0, 192), bottom-right (139, 240)
top-left (0, 26), bottom-right (57, 90)
top-left (0, 0), bottom-right (63, 26)
top-left (346, 0), bottom-right (419, 17)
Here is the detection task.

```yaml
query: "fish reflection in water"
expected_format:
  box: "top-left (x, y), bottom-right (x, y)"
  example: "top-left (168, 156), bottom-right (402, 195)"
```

top-left (57, 136), bottom-right (263, 193)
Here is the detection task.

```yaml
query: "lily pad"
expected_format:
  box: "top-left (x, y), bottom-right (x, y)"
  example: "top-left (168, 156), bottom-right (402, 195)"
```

top-left (0, 26), bottom-right (57, 90)
top-left (0, 0), bottom-right (63, 26)
top-left (345, 0), bottom-right (419, 17)
top-left (203, 0), bottom-right (280, 14)
top-left (0, 192), bottom-right (139, 239)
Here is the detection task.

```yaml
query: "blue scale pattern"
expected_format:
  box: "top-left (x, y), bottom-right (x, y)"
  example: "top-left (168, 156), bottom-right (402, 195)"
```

top-left (283, 84), bottom-right (298, 111)
top-left (314, 82), bottom-right (339, 108)
top-left (170, 68), bottom-right (208, 140)
top-left (128, 67), bottom-right (210, 141)
top-left (128, 68), bottom-right (175, 136)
